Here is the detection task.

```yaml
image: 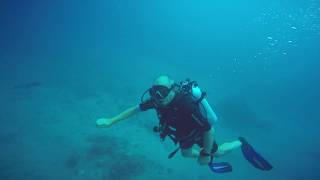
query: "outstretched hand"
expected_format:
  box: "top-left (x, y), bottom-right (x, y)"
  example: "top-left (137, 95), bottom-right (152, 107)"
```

top-left (96, 118), bottom-right (114, 128)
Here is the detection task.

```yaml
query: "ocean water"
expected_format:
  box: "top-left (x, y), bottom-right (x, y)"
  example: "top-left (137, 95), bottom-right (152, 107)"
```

top-left (1, 0), bottom-right (319, 179)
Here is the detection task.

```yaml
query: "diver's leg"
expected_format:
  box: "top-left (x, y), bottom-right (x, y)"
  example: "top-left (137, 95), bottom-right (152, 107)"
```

top-left (215, 140), bottom-right (242, 157)
top-left (181, 146), bottom-right (199, 158)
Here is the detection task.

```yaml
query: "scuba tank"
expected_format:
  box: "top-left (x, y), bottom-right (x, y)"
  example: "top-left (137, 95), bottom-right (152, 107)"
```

top-left (180, 79), bottom-right (218, 124)
top-left (191, 84), bottom-right (218, 124)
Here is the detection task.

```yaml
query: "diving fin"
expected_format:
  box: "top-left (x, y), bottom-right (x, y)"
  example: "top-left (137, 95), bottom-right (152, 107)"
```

top-left (208, 162), bottom-right (233, 173)
top-left (239, 137), bottom-right (273, 171)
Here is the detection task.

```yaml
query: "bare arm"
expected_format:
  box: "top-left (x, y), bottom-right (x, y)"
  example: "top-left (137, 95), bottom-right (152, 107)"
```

top-left (197, 127), bottom-right (215, 165)
top-left (112, 105), bottom-right (140, 124)
top-left (96, 105), bottom-right (140, 127)
top-left (202, 127), bottom-right (215, 154)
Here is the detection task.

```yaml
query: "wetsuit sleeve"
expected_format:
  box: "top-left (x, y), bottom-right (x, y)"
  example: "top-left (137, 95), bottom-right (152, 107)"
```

top-left (139, 98), bottom-right (155, 111)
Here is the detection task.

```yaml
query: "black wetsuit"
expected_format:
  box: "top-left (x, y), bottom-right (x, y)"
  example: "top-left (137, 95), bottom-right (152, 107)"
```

top-left (139, 93), bottom-right (212, 149)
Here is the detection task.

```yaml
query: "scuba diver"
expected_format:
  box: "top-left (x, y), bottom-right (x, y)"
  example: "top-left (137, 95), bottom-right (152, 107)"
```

top-left (96, 75), bottom-right (273, 173)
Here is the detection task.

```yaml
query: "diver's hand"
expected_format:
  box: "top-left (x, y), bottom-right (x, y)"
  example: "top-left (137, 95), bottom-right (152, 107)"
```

top-left (96, 118), bottom-right (114, 128)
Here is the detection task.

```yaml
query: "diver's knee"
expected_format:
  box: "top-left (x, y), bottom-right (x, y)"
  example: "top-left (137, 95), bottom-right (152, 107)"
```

top-left (181, 151), bottom-right (190, 157)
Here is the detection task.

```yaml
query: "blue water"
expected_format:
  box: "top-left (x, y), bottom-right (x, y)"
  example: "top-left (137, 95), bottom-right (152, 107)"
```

top-left (1, 0), bottom-right (319, 179)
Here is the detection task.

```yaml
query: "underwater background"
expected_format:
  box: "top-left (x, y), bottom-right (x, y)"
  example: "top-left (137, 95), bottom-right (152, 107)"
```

top-left (1, 0), bottom-right (320, 179)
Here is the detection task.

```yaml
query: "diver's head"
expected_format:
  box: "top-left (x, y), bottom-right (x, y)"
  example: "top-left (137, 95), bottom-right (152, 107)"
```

top-left (149, 75), bottom-right (177, 106)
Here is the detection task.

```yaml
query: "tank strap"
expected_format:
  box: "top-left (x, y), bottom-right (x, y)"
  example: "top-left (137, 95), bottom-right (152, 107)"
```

top-left (195, 91), bottom-right (207, 103)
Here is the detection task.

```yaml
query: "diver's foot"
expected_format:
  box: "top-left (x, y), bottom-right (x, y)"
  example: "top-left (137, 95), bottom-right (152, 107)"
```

top-left (208, 162), bottom-right (233, 173)
top-left (238, 137), bottom-right (273, 171)
top-left (238, 137), bottom-right (249, 147)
